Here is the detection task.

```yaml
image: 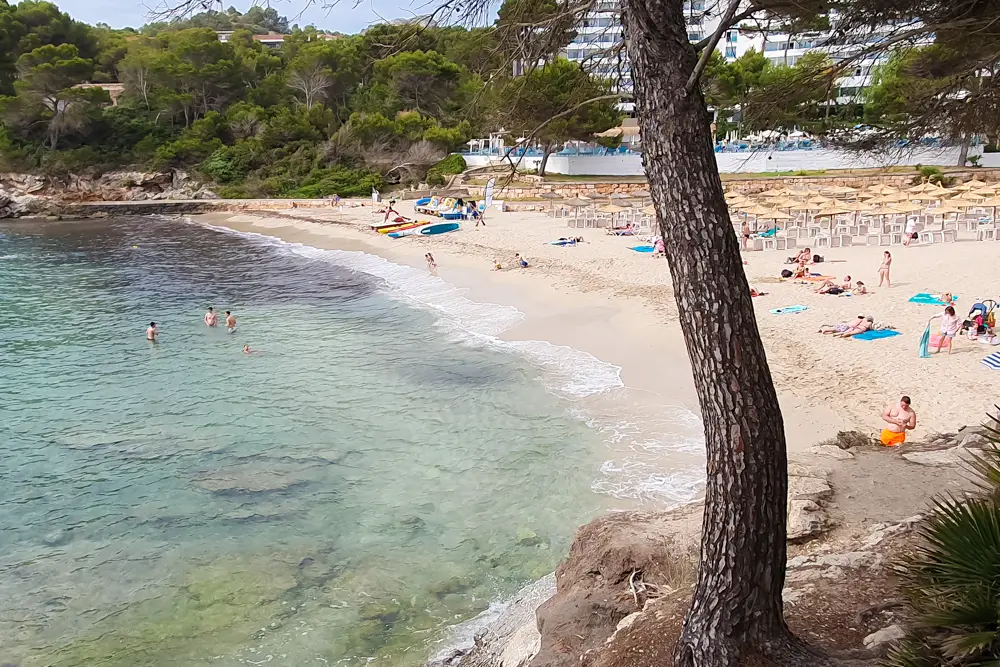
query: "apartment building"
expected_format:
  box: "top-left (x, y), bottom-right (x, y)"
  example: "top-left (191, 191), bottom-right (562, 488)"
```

top-left (563, 4), bottom-right (913, 111)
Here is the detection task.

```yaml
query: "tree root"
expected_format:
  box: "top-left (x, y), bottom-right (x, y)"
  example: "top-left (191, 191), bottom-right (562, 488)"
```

top-left (625, 569), bottom-right (672, 609)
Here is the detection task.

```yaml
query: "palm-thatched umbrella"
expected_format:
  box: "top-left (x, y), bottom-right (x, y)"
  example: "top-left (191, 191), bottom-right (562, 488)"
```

top-left (564, 197), bottom-right (593, 226)
top-left (950, 189), bottom-right (987, 203)
top-left (954, 178), bottom-right (990, 191)
top-left (867, 184), bottom-right (900, 195)
top-left (821, 185), bottom-right (857, 197)
top-left (609, 192), bottom-right (631, 201)
top-left (632, 189), bottom-right (651, 198)
top-left (539, 191), bottom-right (563, 215)
top-left (926, 202), bottom-right (967, 230)
top-left (739, 203), bottom-right (791, 232)
top-left (812, 204), bottom-right (854, 229)
top-left (908, 182), bottom-right (941, 195)
top-left (600, 203), bottom-right (628, 227)
top-left (978, 196), bottom-right (1000, 219)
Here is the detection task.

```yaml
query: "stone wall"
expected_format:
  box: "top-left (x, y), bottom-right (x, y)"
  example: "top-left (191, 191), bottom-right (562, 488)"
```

top-left (462, 169), bottom-right (1000, 210)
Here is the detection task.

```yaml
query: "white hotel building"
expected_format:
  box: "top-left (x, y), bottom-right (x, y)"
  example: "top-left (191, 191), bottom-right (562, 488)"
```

top-left (563, 2), bottom-right (901, 115)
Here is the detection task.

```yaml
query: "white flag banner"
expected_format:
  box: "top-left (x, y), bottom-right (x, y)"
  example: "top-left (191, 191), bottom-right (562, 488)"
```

top-left (484, 178), bottom-right (496, 209)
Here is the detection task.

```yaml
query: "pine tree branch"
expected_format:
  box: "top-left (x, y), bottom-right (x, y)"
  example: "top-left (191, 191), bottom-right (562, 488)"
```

top-left (686, 0), bottom-right (742, 94)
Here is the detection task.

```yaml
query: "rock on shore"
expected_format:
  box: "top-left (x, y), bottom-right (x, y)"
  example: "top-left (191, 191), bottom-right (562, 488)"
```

top-left (0, 171), bottom-right (217, 218)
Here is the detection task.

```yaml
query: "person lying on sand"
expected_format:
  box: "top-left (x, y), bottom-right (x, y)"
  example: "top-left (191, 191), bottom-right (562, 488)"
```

top-left (790, 264), bottom-right (810, 280)
top-left (833, 316), bottom-right (874, 338)
top-left (816, 275), bottom-right (852, 294)
top-left (785, 248), bottom-right (812, 265)
top-left (749, 286), bottom-right (767, 297)
top-left (818, 315), bottom-right (865, 334)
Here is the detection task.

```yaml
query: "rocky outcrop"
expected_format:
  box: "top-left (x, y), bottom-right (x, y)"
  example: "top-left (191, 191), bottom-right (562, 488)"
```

top-left (0, 170), bottom-right (217, 218)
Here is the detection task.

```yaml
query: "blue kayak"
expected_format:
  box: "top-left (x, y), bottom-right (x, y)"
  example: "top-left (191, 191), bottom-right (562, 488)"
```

top-left (420, 222), bottom-right (460, 236)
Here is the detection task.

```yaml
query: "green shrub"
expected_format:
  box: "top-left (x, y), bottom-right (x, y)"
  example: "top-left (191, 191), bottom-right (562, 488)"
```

top-left (885, 415), bottom-right (1000, 666)
top-left (985, 144), bottom-right (999, 154)
top-left (153, 136), bottom-right (224, 170)
top-left (200, 142), bottom-right (260, 183)
top-left (913, 164), bottom-right (953, 187)
top-left (426, 153), bottom-right (466, 185)
top-left (284, 167), bottom-right (383, 198)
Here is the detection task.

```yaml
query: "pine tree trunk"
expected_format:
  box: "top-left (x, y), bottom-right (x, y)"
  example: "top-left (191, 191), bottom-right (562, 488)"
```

top-left (957, 133), bottom-right (970, 166)
top-left (538, 145), bottom-right (553, 177)
top-left (620, 1), bottom-right (806, 664)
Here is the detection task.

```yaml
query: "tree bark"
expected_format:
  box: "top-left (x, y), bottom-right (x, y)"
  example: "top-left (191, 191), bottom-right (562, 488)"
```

top-left (957, 133), bottom-right (970, 166)
top-left (620, 1), bottom-right (806, 664)
top-left (538, 144), bottom-right (554, 176)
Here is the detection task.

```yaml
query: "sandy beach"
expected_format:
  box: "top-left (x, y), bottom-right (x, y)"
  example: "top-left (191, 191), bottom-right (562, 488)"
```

top-left (199, 202), bottom-right (1000, 463)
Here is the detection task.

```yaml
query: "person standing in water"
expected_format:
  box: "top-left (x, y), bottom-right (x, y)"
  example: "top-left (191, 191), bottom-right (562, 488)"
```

top-left (225, 311), bottom-right (237, 333)
top-left (146, 322), bottom-right (158, 342)
top-left (204, 307), bottom-right (218, 327)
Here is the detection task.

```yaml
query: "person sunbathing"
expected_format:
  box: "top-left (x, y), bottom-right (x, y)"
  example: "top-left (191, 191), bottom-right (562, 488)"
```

top-left (818, 315), bottom-right (865, 334)
top-left (833, 316), bottom-right (874, 338)
top-left (853, 281), bottom-right (867, 295)
top-left (816, 275), bottom-right (852, 294)
top-left (786, 247), bottom-right (812, 265)
top-left (790, 263), bottom-right (810, 280)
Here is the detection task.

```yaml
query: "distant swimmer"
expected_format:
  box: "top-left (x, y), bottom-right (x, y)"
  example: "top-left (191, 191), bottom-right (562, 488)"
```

top-left (242, 344), bottom-right (253, 354)
top-left (225, 310), bottom-right (237, 333)
top-left (146, 321), bottom-right (158, 342)
top-left (204, 307), bottom-right (218, 327)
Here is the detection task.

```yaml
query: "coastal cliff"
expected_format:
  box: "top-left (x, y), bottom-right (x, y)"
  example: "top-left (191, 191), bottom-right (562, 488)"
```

top-left (0, 171), bottom-right (217, 218)
top-left (447, 430), bottom-right (984, 667)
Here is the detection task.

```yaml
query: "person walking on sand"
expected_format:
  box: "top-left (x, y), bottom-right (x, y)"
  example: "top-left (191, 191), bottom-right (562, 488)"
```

top-left (880, 395), bottom-right (916, 447)
top-left (425, 253), bottom-right (437, 272)
top-left (878, 251), bottom-right (892, 288)
top-left (929, 305), bottom-right (961, 354)
top-left (146, 322), bottom-right (158, 342)
top-left (204, 307), bottom-right (218, 327)
top-left (225, 311), bottom-right (237, 334)
top-left (904, 217), bottom-right (918, 246)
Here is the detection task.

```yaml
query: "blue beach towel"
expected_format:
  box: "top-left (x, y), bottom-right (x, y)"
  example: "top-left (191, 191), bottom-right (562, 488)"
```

top-left (919, 324), bottom-right (931, 358)
top-left (909, 293), bottom-right (959, 306)
top-left (549, 239), bottom-right (578, 246)
top-left (983, 351), bottom-right (1000, 370)
top-left (769, 305), bottom-right (808, 315)
top-left (629, 245), bottom-right (655, 253)
top-left (853, 329), bottom-right (902, 341)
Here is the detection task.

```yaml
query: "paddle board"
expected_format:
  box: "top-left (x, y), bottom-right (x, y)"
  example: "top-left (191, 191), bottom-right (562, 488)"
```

top-left (420, 222), bottom-right (460, 236)
top-left (378, 221), bottom-right (428, 234)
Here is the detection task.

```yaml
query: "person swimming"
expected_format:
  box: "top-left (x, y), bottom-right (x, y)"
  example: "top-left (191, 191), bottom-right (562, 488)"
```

top-left (242, 344), bottom-right (254, 354)
top-left (204, 307), bottom-right (217, 327)
top-left (225, 310), bottom-right (237, 333)
top-left (146, 321), bottom-right (158, 342)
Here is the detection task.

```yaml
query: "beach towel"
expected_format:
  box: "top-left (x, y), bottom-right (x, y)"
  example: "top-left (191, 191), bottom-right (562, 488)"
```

top-left (853, 329), bottom-right (902, 341)
top-left (909, 293), bottom-right (959, 306)
top-left (802, 275), bottom-right (836, 283)
top-left (769, 305), bottom-right (808, 315)
top-left (629, 245), bottom-right (655, 253)
top-left (983, 351), bottom-right (1000, 370)
top-left (919, 324), bottom-right (931, 358)
top-left (549, 240), bottom-right (578, 246)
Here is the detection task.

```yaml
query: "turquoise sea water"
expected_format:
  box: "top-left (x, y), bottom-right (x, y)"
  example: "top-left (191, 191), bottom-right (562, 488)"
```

top-left (0, 218), bottom-right (612, 667)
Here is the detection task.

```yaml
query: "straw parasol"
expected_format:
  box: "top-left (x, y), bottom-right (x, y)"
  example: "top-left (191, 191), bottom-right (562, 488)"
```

top-left (821, 185), bottom-right (857, 196)
top-left (563, 197), bottom-right (593, 225)
top-left (953, 178), bottom-right (989, 191)
top-left (892, 201), bottom-right (923, 213)
top-left (600, 203), bottom-right (628, 213)
top-left (811, 204), bottom-right (855, 221)
top-left (539, 192), bottom-right (562, 199)
top-left (609, 192), bottom-right (631, 201)
top-left (631, 189), bottom-right (651, 198)
top-left (908, 182), bottom-right (942, 194)
top-left (758, 187), bottom-right (794, 198)
top-left (864, 204), bottom-right (906, 217)
top-left (642, 204), bottom-right (656, 215)
top-left (949, 189), bottom-right (987, 203)
top-left (867, 184), bottom-right (900, 195)
top-left (729, 199), bottom-right (757, 210)
top-left (978, 197), bottom-right (1000, 217)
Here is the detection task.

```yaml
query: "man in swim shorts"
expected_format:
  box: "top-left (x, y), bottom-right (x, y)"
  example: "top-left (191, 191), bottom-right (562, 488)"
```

top-left (880, 395), bottom-right (916, 446)
top-left (146, 322), bottom-right (158, 342)
top-left (205, 307), bottom-right (217, 327)
top-left (225, 310), bottom-right (237, 333)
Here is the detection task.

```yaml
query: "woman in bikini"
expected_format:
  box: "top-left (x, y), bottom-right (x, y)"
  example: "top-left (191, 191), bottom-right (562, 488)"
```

top-left (878, 251), bottom-right (892, 288)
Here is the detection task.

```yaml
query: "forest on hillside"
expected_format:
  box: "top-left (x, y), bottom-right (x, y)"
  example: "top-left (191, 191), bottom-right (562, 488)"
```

top-left (0, 1), bottom-right (623, 197)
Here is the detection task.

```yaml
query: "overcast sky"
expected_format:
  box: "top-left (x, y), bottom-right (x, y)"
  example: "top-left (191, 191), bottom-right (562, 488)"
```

top-left (54, 0), bottom-right (474, 32)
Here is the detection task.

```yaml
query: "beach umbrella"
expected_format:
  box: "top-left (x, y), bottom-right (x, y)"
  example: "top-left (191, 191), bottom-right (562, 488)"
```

top-left (864, 204), bottom-right (906, 217)
top-left (563, 197), bottom-right (593, 225)
top-left (821, 185), bottom-right (857, 197)
top-left (867, 184), bottom-right (900, 195)
top-left (609, 193), bottom-right (631, 201)
top-left (600, 203), bottom-right (628, 213)
top-left (642, 204), bottom-right (656, 214)
top-left (805, 195), bottom-right (833, 206)
top-left (950, 189), bottom-right (987, 203)
top-left (908, 182), bottom-right (945, 195)
top-left (954, 178), bottom-right (990, 191)
top-left (631, 189), bottom-right (651, 198)
top-left (892, 201), bottom-right (923, 213)
top-left (758, 187), bottom-right (794, 198)
top-left (811, 204), bottom-right (854, 227)
top-left (539, 192), bottom-right (562, 199)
